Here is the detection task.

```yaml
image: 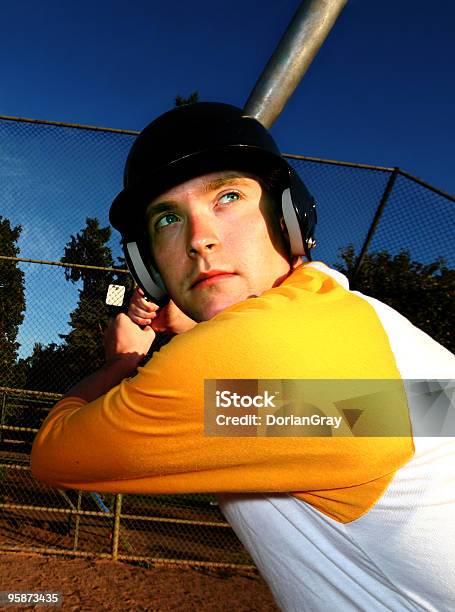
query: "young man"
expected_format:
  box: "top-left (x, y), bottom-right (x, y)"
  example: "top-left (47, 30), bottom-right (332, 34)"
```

top-left (32, 103), bottom-right (455, 611)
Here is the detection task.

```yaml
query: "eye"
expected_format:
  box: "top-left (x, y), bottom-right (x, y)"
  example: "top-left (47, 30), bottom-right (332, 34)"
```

top-left (155, 212), bottom-right (181, 230)
top-left (218, 191), bottom-right (240, 205)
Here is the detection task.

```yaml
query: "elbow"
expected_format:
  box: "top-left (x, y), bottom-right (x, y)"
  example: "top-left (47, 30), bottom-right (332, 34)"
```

top-left (30, 431), bottom-right (67, 488)
top-left (30, 436), bottom-right (52, 485)
top-left (29, 401), bottom-right (77, 487)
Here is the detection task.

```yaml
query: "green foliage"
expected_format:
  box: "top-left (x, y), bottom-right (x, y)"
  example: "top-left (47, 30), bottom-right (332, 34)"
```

top-left (0, 216), bottom-right (26, 387)
top-left (59, 218), bottom-right (115, 384)
top-left (23, 218), bottom-right (120, 393)
top-left (61, 217), bottom-right (114, 293)
top-left (175, 91), bottom-right (200, 107)
top-left (336, 245), bottom-right (454, 353)
top-left (21, 343), bottom-right (66, 393)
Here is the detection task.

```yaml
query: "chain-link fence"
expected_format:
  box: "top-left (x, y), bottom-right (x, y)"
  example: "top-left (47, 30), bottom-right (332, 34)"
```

top-left (0, 388), bottom-right (252, 570)
top-left (287, 156), bottom-right (454, 352)
top-left (0, 115), bottom-right (453, 567)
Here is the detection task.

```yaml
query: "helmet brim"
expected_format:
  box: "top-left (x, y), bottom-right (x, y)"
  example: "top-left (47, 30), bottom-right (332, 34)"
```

top-left (109, 144), bottom-right (289, 235)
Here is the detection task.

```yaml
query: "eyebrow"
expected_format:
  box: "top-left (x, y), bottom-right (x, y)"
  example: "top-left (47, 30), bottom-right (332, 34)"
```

top-left (146, 201), bottom-right (176, 218)
top-left (203, 174), bottom-right (253, 192)
top-left (147, 174), bottom-right (253, 216)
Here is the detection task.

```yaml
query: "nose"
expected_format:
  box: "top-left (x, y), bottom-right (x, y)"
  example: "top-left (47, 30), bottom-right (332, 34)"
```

top-left (186, 213), bottom-right (220, 258)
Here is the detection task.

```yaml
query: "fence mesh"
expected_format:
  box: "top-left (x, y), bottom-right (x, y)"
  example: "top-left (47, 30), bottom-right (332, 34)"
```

top-left (0, 115), bottom-right (453, 567)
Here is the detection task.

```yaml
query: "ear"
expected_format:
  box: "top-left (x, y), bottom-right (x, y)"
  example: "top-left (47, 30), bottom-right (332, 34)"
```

top-left (291, 254), bottom-right (303, 268)
top-left (279, 215), bottom-right (288, 237)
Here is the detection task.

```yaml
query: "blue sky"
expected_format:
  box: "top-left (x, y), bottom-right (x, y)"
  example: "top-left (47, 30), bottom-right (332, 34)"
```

top-left (0, 0), bottom-right (454, 358)
top-left (1, 0), bottom-right (454, 193)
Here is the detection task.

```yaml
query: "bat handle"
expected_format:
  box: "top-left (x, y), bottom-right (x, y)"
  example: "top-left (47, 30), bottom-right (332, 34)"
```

top-left (243, 0), bottom-right (348, 129)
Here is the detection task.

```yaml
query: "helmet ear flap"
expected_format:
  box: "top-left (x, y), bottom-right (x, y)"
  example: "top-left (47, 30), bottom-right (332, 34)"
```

top-left (124, 239), bottom-right (169, 306)
top-left (281, 167), bottom-right (317, 260)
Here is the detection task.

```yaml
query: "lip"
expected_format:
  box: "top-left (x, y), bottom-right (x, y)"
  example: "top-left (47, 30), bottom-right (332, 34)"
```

top-left (190, 270), bottom-right (236, 289)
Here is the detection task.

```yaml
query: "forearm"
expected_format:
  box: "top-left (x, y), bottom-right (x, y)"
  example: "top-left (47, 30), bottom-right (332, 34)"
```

top-left (65, 354), bottom-right (142, 402)
top-left (63, 312), bottom-right (157, 402)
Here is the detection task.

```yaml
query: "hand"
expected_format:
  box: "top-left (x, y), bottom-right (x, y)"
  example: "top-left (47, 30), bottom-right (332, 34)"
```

top-left (104, 312), bottom-right (156, 366)
top-left (64, 313), bottom-right (155, 401)
top-left (128, 288), bottom-right (197, 335)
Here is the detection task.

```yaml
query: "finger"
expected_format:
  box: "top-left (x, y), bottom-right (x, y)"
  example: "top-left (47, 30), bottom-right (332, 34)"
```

top-left (129, 302), bottom-right (158, 318)
top-left (151, 320), bottom-right (168, 333)
top-left (130, 314), bottom-right (155, 326)
top-left (131, 287), bottom-right (148, 306)
top-left (128, 304), bottom-right (159, 324)
top-left (128, 306), bottom-right (157, 325)
top-left (131, 293), bottom-right (159, 314)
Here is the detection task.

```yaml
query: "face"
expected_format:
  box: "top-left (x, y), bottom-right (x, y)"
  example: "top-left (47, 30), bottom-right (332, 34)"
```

top-left (146, 171), bottom-right (292, 322)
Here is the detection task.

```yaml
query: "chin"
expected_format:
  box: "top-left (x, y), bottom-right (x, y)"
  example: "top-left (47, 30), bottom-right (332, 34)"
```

top-left (195, 297), bottom-right (242, 322)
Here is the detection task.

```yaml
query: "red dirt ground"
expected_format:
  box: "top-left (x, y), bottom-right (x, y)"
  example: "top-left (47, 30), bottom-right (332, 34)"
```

top-left (0, 553), bottom-right (280, 611)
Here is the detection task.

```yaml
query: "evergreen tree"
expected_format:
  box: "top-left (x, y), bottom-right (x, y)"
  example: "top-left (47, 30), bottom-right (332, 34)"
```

top-left (61, 217), bottom-right (114, 294)
top-left (175, 91), bottom-right (200, 106)
top-left (0, 216), bottom-right (26, 387)
top-left (22, 342), bottom-right (65, 393)
top-left (59, 218), bottom-right (116, 384)
top-left (337, 245), bottom-right (454, 353)
top-left (23, 218), bottom-right (116, 392)
top-left (114, 252), bottom-right (135, 300)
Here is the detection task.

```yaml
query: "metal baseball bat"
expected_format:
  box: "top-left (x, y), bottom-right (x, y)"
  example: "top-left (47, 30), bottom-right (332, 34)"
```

top-left (243, 0), bottom-right (348, 128)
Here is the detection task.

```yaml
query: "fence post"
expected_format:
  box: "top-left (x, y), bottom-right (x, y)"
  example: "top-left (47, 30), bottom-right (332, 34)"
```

top-left (351, 167), bottom-right (399, 285)
top-left (111, 493), bottom-right (122, 561)
top-left (0, 392), bottom-right (7, 445)
top-left (73, 491), bottom-right (82, 551)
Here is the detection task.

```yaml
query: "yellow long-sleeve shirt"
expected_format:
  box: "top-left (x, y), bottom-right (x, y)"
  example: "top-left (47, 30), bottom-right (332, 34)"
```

top-left (31, 263), bottom-right (414, 522)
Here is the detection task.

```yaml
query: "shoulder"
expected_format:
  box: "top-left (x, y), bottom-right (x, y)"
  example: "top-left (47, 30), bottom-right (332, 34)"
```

top-left (141, 263), bottom-right (393, 380)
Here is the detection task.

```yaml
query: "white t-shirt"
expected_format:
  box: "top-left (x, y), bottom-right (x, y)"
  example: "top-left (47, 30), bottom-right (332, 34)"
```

top-left (219, 264), bottom-right (455, 612)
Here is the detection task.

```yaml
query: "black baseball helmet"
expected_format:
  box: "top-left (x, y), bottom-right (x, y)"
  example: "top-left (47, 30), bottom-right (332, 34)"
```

top-left (109, 102), bottom-right (317, 303)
